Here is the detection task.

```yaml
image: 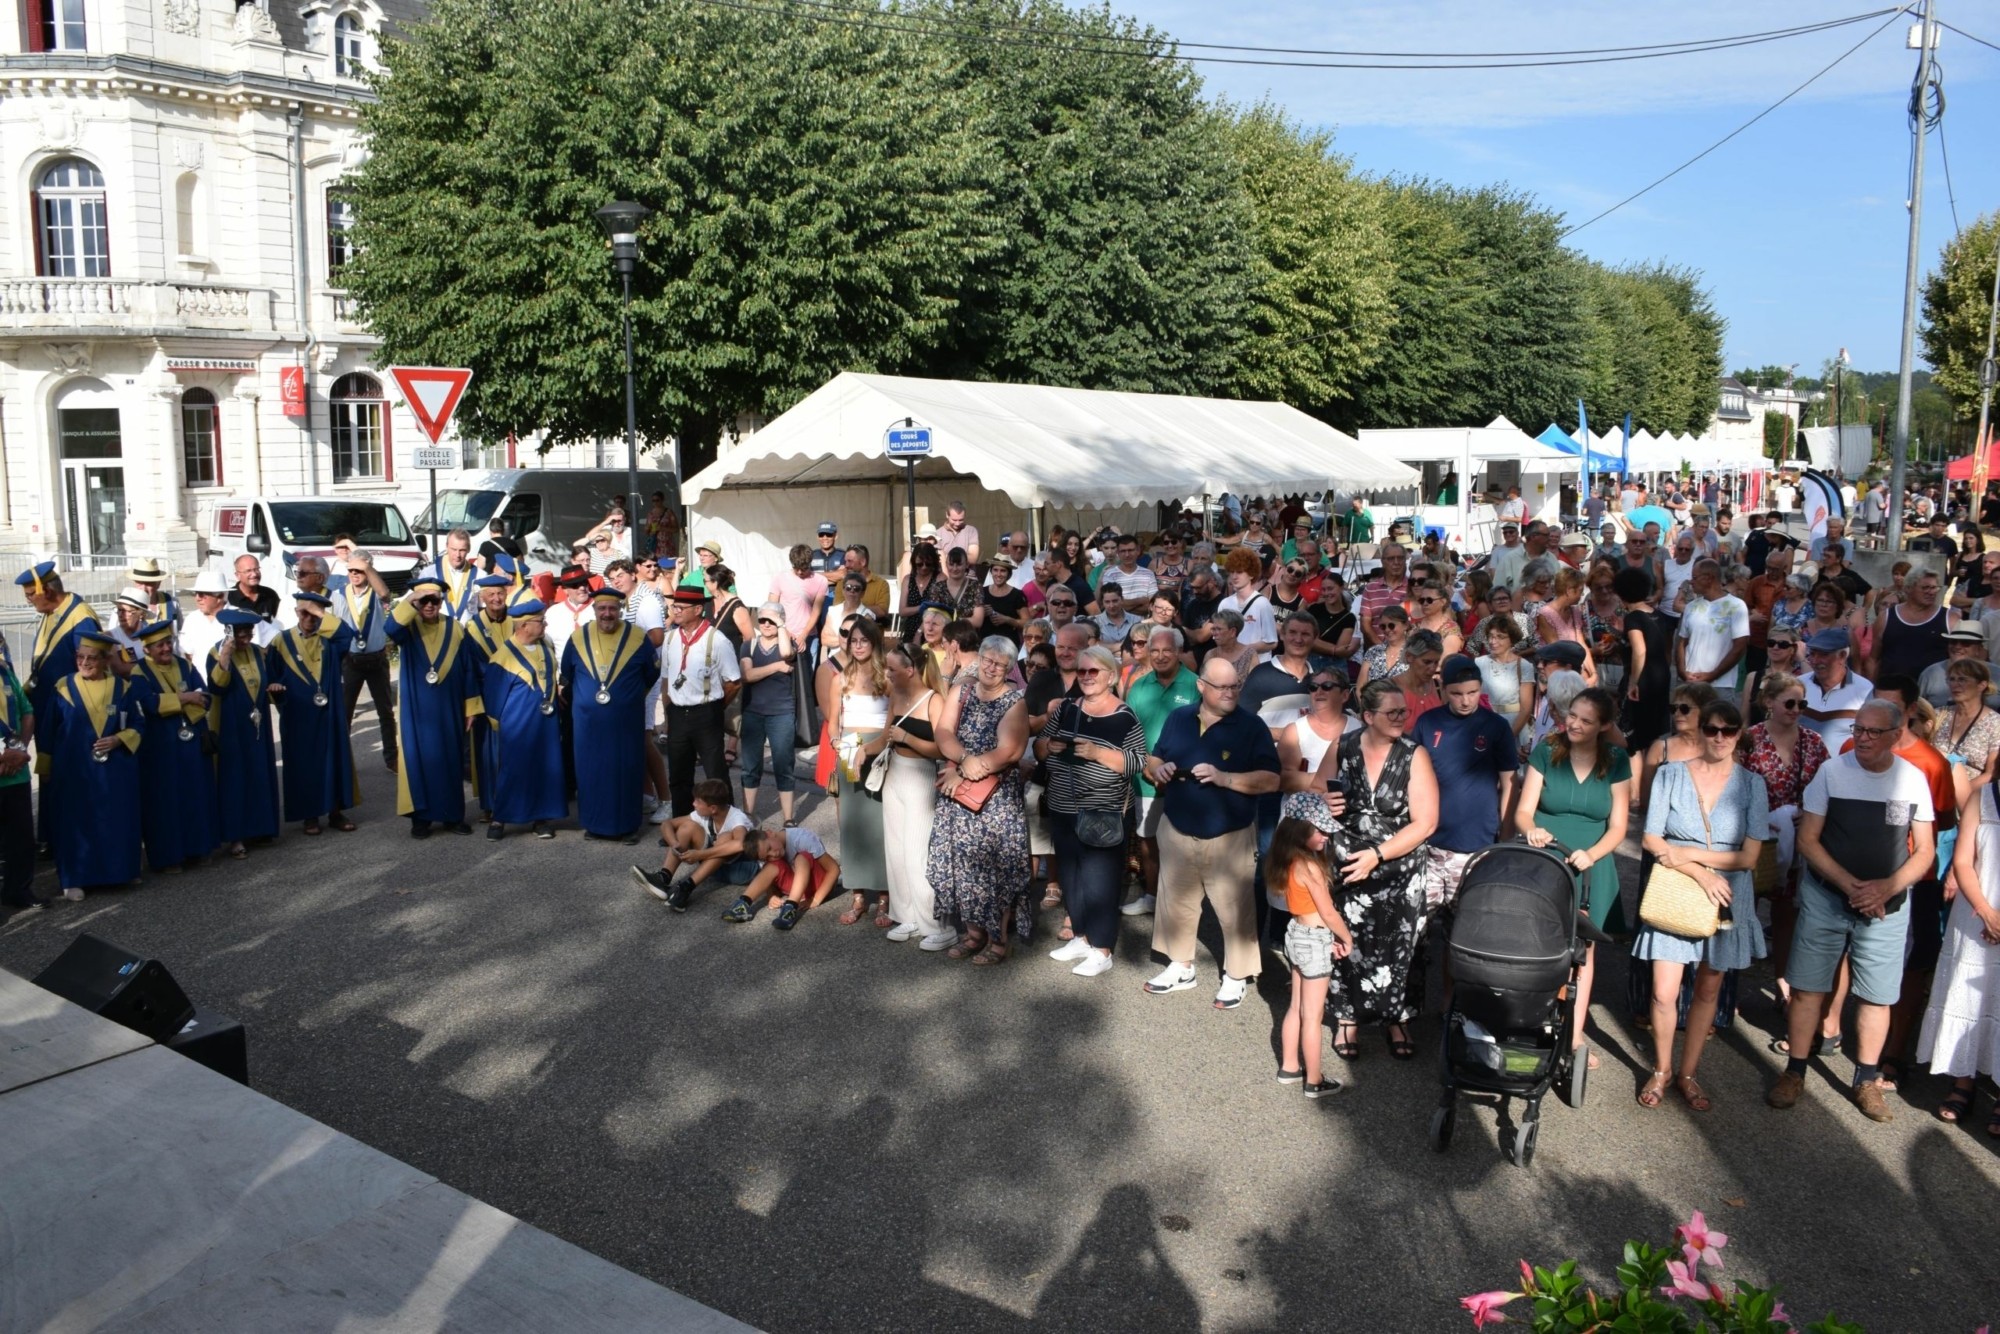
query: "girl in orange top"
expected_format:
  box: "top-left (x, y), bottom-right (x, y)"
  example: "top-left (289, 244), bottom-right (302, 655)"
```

top-left (1268, 816), bottom-right (1355, 1097)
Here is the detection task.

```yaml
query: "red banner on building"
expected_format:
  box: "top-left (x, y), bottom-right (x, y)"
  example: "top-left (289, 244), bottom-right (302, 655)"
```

top-left (280, 365), bottom-right (308, 419)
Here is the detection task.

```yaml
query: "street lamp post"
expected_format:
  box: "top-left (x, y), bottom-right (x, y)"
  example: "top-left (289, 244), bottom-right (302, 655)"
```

top-left (595, 200), bottom-right (656, 558)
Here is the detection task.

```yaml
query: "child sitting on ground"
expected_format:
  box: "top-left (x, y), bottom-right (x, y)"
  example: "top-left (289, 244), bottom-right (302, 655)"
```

top-left (632, 779), bottom-right (756, 912)
top-left (722, 825), bottom-right (843, 932)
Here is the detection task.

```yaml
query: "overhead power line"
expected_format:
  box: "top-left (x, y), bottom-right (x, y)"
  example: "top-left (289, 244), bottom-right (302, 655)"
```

top-left (1936, 19), bottom-right (2000, 53)
top-left (1560, 8), bottom-right (1906, 238)
top-left (687, 0), bottom-right (1907, 71)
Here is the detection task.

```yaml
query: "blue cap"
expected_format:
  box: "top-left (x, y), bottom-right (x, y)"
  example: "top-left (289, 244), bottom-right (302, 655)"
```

top-left (217, 607), bottom-right (263, 628)
top-left (1440, 653), bottom-right (1482, 687)
top-left (817, 522), bottom-right (838, 536)
top-left (138, 621), bottom-right (176, 645)
top-left (474, 573), bottom-right (512, 588)
top-left (13, 560), bottom-right (55, 587)
top-left (407, 574), bottom-right (445, 595)
top-left (1534, 640), bottom-right (1587, 668)
top-left (1804, 626), bottom-right (1850, 653)
top-left (509, 599), bottom-right (547, 618)
top-left (75, 629), bottom-right (118, 649)
top-left (293, 590), bottom-right (333, 607)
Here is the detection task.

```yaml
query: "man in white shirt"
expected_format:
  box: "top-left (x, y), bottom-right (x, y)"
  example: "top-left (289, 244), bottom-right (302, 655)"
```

top-left (1618, 479), bottom-right (1640, 513)
top-left (1674, 559), bottom-right (1749, 700)
top-left (542, 567), bottom-right (593, 660)
top-left (1003, 531), bottom-right (1036, 591)
top-left (1496, 487), bottom-right (1528, 527)
top-left (1218, 552), bottom-right (1276, 659)
top-left (1488, 522), bottom-right (1526, 592)
top-left (178, 569), bottom-right (229, 668)
top-left (659, 586), bottom-right (741, 818)
top-left (1801, 626), bottom-right (1873, 752)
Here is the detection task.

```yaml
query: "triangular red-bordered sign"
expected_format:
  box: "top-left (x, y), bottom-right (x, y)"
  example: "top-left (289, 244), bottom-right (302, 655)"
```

top-left (388, 366), bottom-right (474, 444)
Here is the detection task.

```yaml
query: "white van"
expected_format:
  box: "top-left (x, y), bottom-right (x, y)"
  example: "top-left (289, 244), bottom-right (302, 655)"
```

top-left (208, 496), bottom-right (427, 595)
top-left (409, 468), bottom-right (678, 574)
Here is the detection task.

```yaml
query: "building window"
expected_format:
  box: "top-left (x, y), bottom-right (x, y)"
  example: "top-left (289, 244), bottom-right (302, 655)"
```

top-left (327, 190), bottom-right (357, 281)
top-left (182, 388), bottom-right (220, 487)
top-left (32, 0), bottom-right (89, 52)
top-left (35, 158), bottom-right (110, 279)
top-left (334, 13), bottom-right (365, 78)
top-left (330, 373), bottom-right (387, 482)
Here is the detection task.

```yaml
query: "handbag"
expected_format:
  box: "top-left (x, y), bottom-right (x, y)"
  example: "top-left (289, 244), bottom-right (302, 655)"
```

top-left (1638, 772), bottom-right (1721, 939)
top-left (949, 772), bottom-right (999, 812)
top-left (866, 691), bottom-right (935, 795)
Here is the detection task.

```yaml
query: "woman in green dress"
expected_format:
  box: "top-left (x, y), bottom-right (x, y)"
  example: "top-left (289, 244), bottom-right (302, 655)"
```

top-left (1514, 685), bottom-right (1633, 1064)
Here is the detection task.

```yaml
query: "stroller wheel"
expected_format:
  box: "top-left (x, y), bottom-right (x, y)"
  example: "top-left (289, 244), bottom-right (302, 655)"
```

top-left (1560, 1045), bottom-right (1590, 1110)
top-left (1428, 1102), bottom-right (1455, 1153)
top-left (1506, 1116), bottom-right (1539, 1168)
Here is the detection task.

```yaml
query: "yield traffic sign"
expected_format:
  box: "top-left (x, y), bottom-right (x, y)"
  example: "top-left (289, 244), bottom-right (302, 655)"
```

top-left (388, 366), bottom-right (473, 445)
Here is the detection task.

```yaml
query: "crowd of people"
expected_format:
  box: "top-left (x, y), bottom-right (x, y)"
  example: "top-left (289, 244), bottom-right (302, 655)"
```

top-left (6, 483), bottom-right (1999, 1132)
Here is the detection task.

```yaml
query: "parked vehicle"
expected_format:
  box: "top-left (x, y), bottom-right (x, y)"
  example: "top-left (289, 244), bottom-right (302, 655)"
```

top-left (208, 497), bottom-right (425, 595)
top-left (409, 468), bottom-right (678, 574)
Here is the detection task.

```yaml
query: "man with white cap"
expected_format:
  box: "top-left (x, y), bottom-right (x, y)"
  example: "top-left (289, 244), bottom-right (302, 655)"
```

top-left (335, 547), bottom-right (398, 772)
top-left (1488, 521), bottom-right (1526, 592)
top-left (180, 569), bottom-right (230, 669)
top-left (128, 556), bottom-right (179, 628)
top-left (267, 589), bottom-right (359, 836)
top-left (1919, 622), bottom-right (1993, 710)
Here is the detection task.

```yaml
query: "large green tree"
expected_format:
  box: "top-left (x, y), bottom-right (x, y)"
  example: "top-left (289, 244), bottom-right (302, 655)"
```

top-left (1220, 103), bottom-right (1392, 411)
top-left (1919, 211), bottom-right (2000, 416)
top-left (345, 0), bottom-right (999, 469)
top-left (911, 0), bottom-right (1255, 395)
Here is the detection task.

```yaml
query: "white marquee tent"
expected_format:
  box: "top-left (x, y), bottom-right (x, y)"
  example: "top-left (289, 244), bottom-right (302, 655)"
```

top-left (684, 373), bottom-right (1418, 606)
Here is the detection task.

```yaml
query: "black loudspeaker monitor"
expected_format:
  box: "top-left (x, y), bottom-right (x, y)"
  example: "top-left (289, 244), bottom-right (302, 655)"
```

top-left (32, 934), bottom-right (195, 1045)
top-left (168, 1007), bottom-right (249, 1085)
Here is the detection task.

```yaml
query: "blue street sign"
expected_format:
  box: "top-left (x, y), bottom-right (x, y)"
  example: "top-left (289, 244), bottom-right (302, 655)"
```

top-left (885, 426), bottom-right (933, 459)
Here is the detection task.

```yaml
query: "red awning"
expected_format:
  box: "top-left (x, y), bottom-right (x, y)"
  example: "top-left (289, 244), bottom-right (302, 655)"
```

top-left (1946, 440), bottom-right (2000, 481)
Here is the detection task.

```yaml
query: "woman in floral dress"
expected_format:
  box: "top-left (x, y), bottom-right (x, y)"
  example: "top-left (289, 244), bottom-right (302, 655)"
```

top-left (1327, 679), bottom-right (1439, 1061)
top-left (929, 637), bottom-right (1034, 963)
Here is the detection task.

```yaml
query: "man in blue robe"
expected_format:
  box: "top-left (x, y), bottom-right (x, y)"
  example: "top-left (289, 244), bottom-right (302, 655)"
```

top-left (130, 620), bottom-right (220, 872)
top-left (481, 599), bottom-right (566, 840)
top-left (0, 643), bottom-right (41, 914)
top-left (209, 607), bottom-right (282, 858)
top-left (462, 560), bottom-right (516, 819)
top-left (432, 527), bottom-right (479, 620)
top-left (18, 560), bottom-right (98, 852)
top-left (387, 574), bottom-right (482, 838)
top-left (37, 629), bottom-right (142, 899)
top-left (268, 590), bottom-right (359, 836)
top-left (561, 589), bottom-right (659, 842)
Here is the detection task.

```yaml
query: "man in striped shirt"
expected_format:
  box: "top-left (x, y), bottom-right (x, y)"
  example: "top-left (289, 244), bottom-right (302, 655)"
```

top-left (1358, 541), bottom-right (1409, 645)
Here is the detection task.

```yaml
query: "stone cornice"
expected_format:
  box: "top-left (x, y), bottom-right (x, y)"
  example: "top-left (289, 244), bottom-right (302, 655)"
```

top-left (0, 54), bottom-right (375, 119)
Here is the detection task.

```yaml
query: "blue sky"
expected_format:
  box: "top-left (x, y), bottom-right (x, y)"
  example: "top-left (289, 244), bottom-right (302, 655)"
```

top-left (1115, 1), bottom-right (1999, 376)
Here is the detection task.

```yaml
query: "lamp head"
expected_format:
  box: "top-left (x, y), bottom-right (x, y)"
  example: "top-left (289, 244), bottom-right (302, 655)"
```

top-left (595, 200), bottom-right (652, 271)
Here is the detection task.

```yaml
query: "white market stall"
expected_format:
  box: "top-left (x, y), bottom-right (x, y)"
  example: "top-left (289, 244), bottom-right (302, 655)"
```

top-left (1357, 416), bottom-right (1578, 555)
top-left (683, 372), bottom-right (1420, 607)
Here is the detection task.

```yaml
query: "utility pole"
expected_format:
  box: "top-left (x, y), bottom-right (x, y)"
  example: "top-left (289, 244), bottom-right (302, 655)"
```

top-left (1885, 0), bottom-right (1938, 552)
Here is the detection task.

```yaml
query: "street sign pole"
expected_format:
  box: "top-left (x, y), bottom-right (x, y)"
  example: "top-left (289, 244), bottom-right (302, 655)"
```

top-left (883, 418), bottom-right (934, 558)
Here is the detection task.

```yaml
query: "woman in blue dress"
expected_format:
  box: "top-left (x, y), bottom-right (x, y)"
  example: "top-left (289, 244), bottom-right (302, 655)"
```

top-left (208, 607), bottom-right (282, 858)
top-left (1634, 696), bottom-right (1770, 1112)
top-left (38, 629), bottom-right (143, 899)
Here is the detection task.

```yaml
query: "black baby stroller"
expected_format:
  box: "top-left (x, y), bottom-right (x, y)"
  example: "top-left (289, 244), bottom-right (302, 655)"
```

top-left (1429, 838), bottom-right (1604, 1168)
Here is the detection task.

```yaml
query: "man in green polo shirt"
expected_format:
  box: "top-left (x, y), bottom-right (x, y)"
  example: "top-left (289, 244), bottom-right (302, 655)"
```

top-left (1123, 624), bottom-right (1201, 917)
top-left (0, 651), bottom-right (39, 913)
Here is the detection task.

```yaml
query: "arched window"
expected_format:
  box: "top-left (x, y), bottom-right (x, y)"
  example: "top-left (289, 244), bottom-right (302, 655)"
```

top-left (334, 13), bottom-right (366, 78)
top-left (330, 373), bottom-right (388, 482)
top-left (182, 388), bottom-right (221, 487)
top-left (36, 158), bottom-right (110, 279)
top-left (33, 0), bottom-right (88, 52)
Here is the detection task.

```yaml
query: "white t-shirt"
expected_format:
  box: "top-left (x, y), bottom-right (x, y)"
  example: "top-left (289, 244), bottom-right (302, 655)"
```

top-left (1677, 594), bottom-right (1749, 677)
top-left (1219, 591), bottom-right (1277, 657)
top-left (1661, 554), bottom-right (1699, 608)
top-left (179, 609), bottom-right (225, 669)
top-left (1497, 497), bottom-right (1528, 524)
top-left (693, 805), bottom-right (754, 844)
top-left (661, 622), bottom-right (742, 706)
top-left (1840, 483), bottom-right (1858, 510)
top-left (1775, 484), bottom-right (1797, 514)
top-left (780, 826), bottom-right (827, 860)
top-left (1801, 751), bottom-right (1933, 886)
top-left (1099, 563), bottom-right (1157, 604)
top-left (1803, 669), bottom-right (1874, 752)
top-left (1619, 487), bottom-right (1640, 513)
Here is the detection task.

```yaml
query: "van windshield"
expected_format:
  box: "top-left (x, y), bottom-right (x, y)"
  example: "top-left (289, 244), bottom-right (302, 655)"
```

top-left (413, 489), bottom-right (504, 532)
top-left (268, 500), bottom-right (411, 546)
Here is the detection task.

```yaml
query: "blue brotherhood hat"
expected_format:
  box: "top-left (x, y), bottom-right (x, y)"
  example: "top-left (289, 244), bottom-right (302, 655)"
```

top-left (138, 621), bottom-right (176, 646)
top-left (509, 599), bottom-right (547, 618)
top-left (293, 590), bottom-right (333, 607)
top-left (474, 573), bottom-right (512, 588)
top-left (217, 608), bottom-right (263, 628)
top-left (75, 629), bottom-right (118, 650)
top-left (407, 573), bottom-right (446, 595)
top-left (14, 560), bottom-right (55, 590)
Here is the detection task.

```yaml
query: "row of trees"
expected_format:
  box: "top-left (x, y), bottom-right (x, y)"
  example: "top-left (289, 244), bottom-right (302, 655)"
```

top-left (345, 0), bottom-right (1725, 473)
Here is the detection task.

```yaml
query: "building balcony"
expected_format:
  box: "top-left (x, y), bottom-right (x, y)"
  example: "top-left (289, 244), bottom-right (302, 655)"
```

top-left (0, 278), bottom-right (275, 337)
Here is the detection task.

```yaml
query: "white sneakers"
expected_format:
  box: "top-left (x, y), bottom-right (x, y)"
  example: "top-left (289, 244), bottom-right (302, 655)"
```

top-left (1049, 936), bottom-right (1093, 962)
top-left (918, 930), bottom-right (958, 952)
top-left (1144, 962), bottom-right (1198, 995)
top-left (885, 921), bottom-right (922, 942)
top-left (1071, 950), bottom-right (1114, 977)
top-left (1213, 974), bottom-right (1248, 1010)
top-left (62, 886), bottom-right (85, 903)
top-left (1119, 894), bottom-right (1157, 917)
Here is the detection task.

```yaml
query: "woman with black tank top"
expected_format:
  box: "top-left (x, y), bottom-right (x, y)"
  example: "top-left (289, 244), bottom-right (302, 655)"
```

top-left (1871, 567), bottom-right (1954, 683)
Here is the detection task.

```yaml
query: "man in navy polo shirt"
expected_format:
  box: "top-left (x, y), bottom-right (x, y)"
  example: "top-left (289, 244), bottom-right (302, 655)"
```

top-left (1140, 658), bottom-right (1281, 1011)
top-left (1411, 655), bottom-right (1520, 1012)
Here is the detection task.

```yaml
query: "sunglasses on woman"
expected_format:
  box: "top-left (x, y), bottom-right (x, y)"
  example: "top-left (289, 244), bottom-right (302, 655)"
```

top-left (1308, 679), bottom-right (1342, 692)
top-left (1776, 698), bottom-right (1804, 710)
top-left (1673, 703), bottom-right (1695, 715)
top-left (1076, 668), bottom-right (1106, 680)
top-left (1700, 724), bottom-right (1741, 738)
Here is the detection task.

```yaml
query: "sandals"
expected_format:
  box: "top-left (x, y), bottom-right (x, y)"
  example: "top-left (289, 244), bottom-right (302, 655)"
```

top-left (1676, 1074), bottom-right (1712, 1113)
top-left (1387, 1024), bottom-right (1416, 1061)
top-left (872, 900), bottom-right (895, 930)
top-left (970, 942), bottom-right (1011, 966)
top-left (946, 932), bottom-right (989, 960)
top-left (1058, 917), bottom-right (1075, 942)
top-left (1333, 1024), bottom-right (1362, 1061)
top-left (1041, 884), bottom-right (1063, 909)
top-left (838, 896), bottom-right (868, 926)
top-left (302, 821), bottom-right (322, 836)
top-left (1638, 1070), bottom-right (1669, 1109)
top-left (331, 815), bottom-right (357, 833)
top-left (227, 842), bottom-right (248, 860)
top-left (1938, 1084), bottom-right (1974, 1123)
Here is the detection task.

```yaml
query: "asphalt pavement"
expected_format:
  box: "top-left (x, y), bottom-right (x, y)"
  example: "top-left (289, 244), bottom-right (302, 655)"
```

top-left (3, 707), bottom-right (1995, 1332)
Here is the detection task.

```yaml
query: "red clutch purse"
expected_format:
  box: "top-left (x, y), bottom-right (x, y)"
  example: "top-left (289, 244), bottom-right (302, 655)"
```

top-left (950, 773), bottom-right (1000, 812)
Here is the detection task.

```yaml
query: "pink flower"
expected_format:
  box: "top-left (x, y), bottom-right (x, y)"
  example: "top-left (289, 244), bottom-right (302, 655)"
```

top-left (1519, 1259), bottom-right (1536, 1292)
top-left (1660, 1259), bottom-right (1709, 1302)
top-left (1460, 1291), bottom-right (1519, 1327)
top-left (1772, 1300), bottom-right (1793, 1331)
top-left (1676, 1210), bottom-right (1728, 1268)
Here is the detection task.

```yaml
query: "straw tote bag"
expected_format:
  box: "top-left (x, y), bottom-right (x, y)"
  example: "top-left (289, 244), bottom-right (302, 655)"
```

top-left (1639, 770), bottom-right (1722, 940)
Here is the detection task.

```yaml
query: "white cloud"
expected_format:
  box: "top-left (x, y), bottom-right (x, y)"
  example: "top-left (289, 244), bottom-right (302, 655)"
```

top-left (1117, 1), bottom-right (1981, 128)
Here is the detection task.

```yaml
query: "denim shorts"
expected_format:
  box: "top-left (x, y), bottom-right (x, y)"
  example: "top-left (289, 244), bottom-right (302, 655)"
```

top-left (1788, 872), bottom-right (1909, 1007)
top-left (1285, 920), bottom-right (1335, 980)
